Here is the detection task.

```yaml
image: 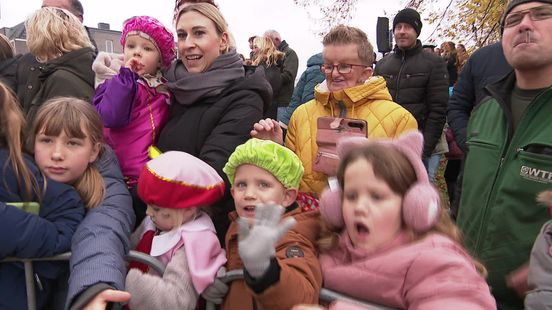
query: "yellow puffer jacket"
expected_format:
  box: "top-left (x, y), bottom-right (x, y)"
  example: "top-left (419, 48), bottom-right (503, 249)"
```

top-left (286, 76), bottom-right (418, 195)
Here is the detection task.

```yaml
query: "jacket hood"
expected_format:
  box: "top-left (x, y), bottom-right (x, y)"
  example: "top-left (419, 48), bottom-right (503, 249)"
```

top-left (307, 53), bottom-right (323, 67)
top-left (39, 47), bottom-right (95, 89)
top-left (314, 76), bottom-right (393, 116)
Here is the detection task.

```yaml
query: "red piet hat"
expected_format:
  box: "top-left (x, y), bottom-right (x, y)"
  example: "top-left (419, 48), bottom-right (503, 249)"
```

top-left (137, 151), bottom-right (225, 209)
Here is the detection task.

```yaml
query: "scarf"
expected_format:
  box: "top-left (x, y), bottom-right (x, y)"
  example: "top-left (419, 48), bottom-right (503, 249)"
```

top-left (165, 48), bottom-right (245, 106)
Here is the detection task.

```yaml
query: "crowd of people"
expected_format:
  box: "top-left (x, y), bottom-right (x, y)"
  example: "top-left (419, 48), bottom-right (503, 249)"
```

top-left (0, 0), bottom-right (551, 309)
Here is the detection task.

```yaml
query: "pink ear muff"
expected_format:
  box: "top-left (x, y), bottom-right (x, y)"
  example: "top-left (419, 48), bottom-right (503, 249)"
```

top-left (319, 187), bottom-right (344, 228)
top-left (402, 183), bottom-right (441, 233)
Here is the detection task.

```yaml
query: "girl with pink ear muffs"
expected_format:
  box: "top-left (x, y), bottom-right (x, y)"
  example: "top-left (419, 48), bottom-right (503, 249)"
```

top-left (297, 131), bottom-right (496, 310)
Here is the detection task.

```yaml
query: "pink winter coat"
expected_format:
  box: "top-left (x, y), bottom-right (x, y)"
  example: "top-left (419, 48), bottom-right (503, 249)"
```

top-left (321, 232), bottom-right (496, 310)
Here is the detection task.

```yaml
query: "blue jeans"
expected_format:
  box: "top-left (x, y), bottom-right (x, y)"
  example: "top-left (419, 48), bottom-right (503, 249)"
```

top-left (427, 154), bottom-right (441, 184)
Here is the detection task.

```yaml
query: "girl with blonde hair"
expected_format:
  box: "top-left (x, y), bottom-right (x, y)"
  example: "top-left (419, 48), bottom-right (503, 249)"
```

top-left (0, 83), bottom-right (85, 309)
top-left (23, 7), bottom-right (95, 123)
top-left (28, 97), bottom-right (135, 309)
top-left (29, 97), bottom-right (104, 209)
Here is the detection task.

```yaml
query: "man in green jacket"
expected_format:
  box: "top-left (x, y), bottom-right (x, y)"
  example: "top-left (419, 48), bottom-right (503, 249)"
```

top-left (457, 0), bottom-right (552, 309)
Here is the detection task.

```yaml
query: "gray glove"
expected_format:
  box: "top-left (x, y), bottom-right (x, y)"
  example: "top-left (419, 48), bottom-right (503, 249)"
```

top-left (238, 203), bottom-right (296, 278)
top-left (201, 266), bottom-right (228, 305)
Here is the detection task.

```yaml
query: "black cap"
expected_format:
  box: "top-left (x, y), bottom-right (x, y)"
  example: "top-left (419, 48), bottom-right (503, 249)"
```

top-left (393, 8), bottom-right (422, 37)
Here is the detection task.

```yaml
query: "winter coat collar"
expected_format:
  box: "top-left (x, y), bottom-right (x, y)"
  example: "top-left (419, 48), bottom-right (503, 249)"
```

top-left (314, 76), bottom-right (393, 117)
top-left (392, 40), bottom-right (423, 58)
top-left (141, 212), bottom-right (216, 257)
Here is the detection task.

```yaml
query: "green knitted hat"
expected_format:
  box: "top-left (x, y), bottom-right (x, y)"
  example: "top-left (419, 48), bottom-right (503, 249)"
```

top-left (223, 138), bottom-right (304, 189)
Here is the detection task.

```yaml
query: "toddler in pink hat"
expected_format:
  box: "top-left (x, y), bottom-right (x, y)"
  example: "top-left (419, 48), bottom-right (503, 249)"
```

top-left (92, 16), bottom-right (176, 190)
top-left (125, 151), bottom-right (226, 310)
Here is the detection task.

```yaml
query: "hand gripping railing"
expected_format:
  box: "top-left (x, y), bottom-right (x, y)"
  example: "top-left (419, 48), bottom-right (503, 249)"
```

top-left (205, 269), bottom-right (398, 310)
top-left (1, 250), bottom-right (166, 310)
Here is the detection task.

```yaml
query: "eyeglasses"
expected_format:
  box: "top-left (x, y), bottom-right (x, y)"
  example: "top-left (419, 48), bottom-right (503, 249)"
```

top-left (503, 4), bottom-right (552, 28)
top-left (320, 63), bottom-right (368, 74)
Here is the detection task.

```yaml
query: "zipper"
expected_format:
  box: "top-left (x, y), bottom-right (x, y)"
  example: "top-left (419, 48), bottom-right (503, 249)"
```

top-left (470, 89), bottom-right (511, 254)
top-left (472, 87), bottom-right (550, 253)
top-left (394, 54), bottom-right (406, 101)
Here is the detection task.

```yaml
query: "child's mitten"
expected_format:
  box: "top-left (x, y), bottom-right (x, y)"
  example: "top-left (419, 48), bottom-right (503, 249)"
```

top-left (238, 203), bottom-right (296, 278)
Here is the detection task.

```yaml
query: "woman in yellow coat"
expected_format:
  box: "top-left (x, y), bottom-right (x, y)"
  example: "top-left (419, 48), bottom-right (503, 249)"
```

top-left (252, 25), bottom-right (417, 196)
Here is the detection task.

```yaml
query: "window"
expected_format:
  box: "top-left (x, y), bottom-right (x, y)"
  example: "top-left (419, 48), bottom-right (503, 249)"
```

top-left (105, 40), bottom-right (113, 53)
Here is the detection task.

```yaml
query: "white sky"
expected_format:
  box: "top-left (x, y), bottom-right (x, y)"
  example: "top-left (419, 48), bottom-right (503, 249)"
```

top-left (0, 0), bottom-right (440, 70)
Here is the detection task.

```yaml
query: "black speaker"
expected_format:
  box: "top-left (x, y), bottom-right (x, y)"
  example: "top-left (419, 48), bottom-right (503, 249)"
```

top-left (376, 17), bottom-right (392, 53)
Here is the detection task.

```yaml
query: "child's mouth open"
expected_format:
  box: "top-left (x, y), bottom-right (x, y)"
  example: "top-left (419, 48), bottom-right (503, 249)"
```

top-left (243, 205), bottom-right (256, 217)
top-left (355, 222), bottom-right (370, 240)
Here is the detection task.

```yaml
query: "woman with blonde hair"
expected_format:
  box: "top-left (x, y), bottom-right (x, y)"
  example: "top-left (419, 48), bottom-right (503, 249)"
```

top-left (156, 3), bottom-right (271, 241)
top-left (252, 36), bottom-right (285, 119)
top-left (23, 7), bottom-right (95, 123)
top-left (442, 41), bottom-right (458, 86)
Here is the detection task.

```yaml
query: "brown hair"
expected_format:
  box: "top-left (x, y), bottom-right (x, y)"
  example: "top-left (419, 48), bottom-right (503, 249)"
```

top-left (319, 143), bottom-right (487, 276)
top-left (29, 97), bottom-right (105, 209)
top-left (0, 34), bottom-right (15, 63)
top-left (323, 25), bottom-right (374, 65)
top-left (0, 82), bottom-right (41, 202)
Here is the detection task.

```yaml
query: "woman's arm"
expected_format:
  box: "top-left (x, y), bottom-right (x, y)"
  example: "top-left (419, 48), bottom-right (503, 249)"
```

top-left (66, 146), bottom-right (135, 309)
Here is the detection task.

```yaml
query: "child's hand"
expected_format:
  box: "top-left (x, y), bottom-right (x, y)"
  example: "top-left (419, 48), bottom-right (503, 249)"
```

top-left (506, 263), bottom-right (529, 297)
top-left (126, 58), bottom-right (145, 74)
top-left (250, 118), bottom-right (284, 145)
top-left (238, 203), bottom-right (296, 278)
top-left (82, 289), bottom-right (131, 310)
top-left (201, 266), bottom-right (228, 304)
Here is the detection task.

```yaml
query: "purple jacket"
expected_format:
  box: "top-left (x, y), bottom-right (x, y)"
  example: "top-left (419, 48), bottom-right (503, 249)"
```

top-left (93, 68), bottom-right (169, 181)
top-left (321, 232), bottom-right (496, 310)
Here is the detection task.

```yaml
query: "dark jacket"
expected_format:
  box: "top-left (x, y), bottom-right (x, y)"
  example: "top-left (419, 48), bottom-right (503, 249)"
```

top-left (157, 65), bottom-right (271, 242)
top-left (262, 60), bottom-right (283, 119)
top-left (66, 146), bottom-right (135, 310)
top-left (0, 55), bottom-right (19, 91)
top-left (276, 40), bottom-right (299, 107)
top-left (447, 42), bottom-right (513, 152)
top-left (0, 149), bottom-right (85, 310)
top-left (457, 72), bottom-right (552, 310)
top-left (16, 48), bottom-right (95, 124)
top-left (374, 40), bottom-right (448, 158)
top-left (280, 52), bottom-right (325, 125)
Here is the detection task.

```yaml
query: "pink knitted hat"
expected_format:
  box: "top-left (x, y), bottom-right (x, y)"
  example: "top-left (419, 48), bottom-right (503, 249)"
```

top-left (121, 16), bottom-right (176, 68)
top-left (320, 131), bottom-right (441, 233)
top-left (138, 151), bottom-right (225, 209)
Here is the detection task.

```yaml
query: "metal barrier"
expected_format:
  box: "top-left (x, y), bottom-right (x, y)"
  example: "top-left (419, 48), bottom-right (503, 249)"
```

top-left (1, 250), bottom-right (166, 310)
top-left (205, 269), bottom-right (398, 310)
top-left (3, 254), bottom-right (396, 310)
